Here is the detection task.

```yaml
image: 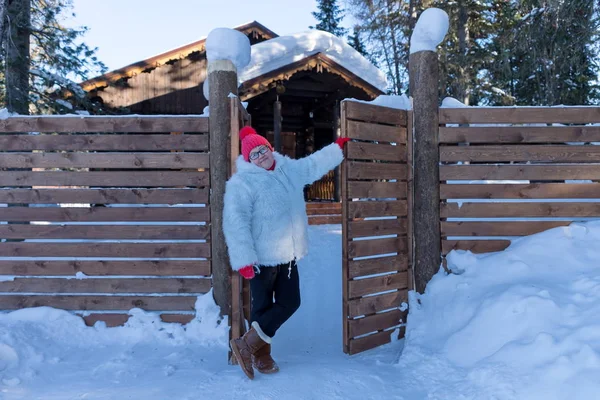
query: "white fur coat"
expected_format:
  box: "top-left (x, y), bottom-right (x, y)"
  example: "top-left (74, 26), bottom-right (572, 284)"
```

top-left (223, 143), bottom-right (344, 270)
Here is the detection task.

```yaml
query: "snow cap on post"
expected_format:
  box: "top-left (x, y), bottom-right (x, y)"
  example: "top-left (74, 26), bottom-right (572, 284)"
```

top-left (205, 28), bottom-right (252, 72)
top-left (203, 80), bottom-right (210, 101)
top-left (409, 8), bottom-right (449, 54)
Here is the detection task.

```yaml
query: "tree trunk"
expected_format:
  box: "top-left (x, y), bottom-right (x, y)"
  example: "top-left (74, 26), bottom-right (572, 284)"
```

top-left (457, 1), bottom-right (470, 105)
top-left (0, 0), bottom-right (8, 51)
top-left (5, 0), bottom-right (30, 114)
top-left (408, 0), bottom-right (418, 31)
top-left (385, 0), bottom-right (402, 94)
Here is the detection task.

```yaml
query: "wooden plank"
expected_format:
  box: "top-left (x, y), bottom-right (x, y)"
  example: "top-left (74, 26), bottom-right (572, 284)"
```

top-left (349, 237), bottom-right (407, 258)
top-left (0, 260), bottom-right (210, 276)
top-left (346, 120), bottom-right (406, 143)
top-left (348, 218), bottom-right (407, 238)
top-left (0, 278), bottom-right (211, 293)
top-left (0, 207), bottom-right (209, 222)
top-left (440, 145), bottom-right (600, 163)
top-left (347, 161), bottom-right (407, 181)
top-left (348, 181), bottom-right (407, 199)
top-left (348, 200), bottom-right (407, 219)
top-left (160, 314), bottom-right (195, 324)
top-left (440, 165), bottom-right (600, 181)
top-left (82, 313), bottom-right (130, 327)
top-left (347, 141), bottom-right (407, 162)
top-left (308, 215), bottom-right (341, 225)
top-left (0, 152), bottom-right (209, 169)
top-left (348, 309), bottom-right (403, 337)
top-left (306, 202), bottom-right (342, 211)
top-left (0, 188), bottom-right (209, 204)
top-left (442, 240), bottom-right (511, 255)
top-left (306, 206), bottom-right (341, 216)
top-left (441, 221), bottom-right (572, 237)
top-left (349, 271), bottom-right (409, 298)
top-left (348, 290), bottom-right (408, 318)
top-left (406, 109), bottom-right (415, 293)
top-left (0, 243), bottom-right (210, 258)
top-left (439, 107), bottom-right (600, 124)
top-left (0, 225), bottom-right (209, 240)
top-left (0, 295), bottom-right (198, 311)
top-left (229, 97), bottom-right (241, 177)
top-left (442, 202), bottom-right (600, 218)
top-left (439, 126), bottom-right (600, 144)
top-left (341, 102), bottom-right (351, 354)
top-left (231, 272), bottom-right (243, 354)
top-left (344, 101), bottom-right (407, 126)
top-left (81, 313), bottom-right (194, 327)
top-left (348, 328), bottom-right (398, 355)
top-left (0, 116), bottom-right (209, 133)
top-left (440, 183), bottom-right (600, 199)
top-left (0, 171), bottom-right (209, 187)
top-left (349, 255), bottom-right (408, 279)
top-left (0, 134), bottom-right (208, 151)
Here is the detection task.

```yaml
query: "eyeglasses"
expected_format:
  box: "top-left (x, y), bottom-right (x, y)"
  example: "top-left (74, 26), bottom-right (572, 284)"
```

top-left (249, 146), bottom-right (269, 160)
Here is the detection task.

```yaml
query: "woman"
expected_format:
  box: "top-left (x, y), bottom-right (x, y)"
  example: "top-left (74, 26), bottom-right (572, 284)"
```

top-left (223, 126), bottom-right (349, 380)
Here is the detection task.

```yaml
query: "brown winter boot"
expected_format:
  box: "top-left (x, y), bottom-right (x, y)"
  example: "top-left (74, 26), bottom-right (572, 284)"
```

top-left (252, 343), bottom-right (280, 374)
top-left (230, 327), bottom-right (267, 380)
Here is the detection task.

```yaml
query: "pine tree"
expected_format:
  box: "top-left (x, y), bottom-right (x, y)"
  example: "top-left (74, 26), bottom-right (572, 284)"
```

top-left (4, 0), bottom-right (31, 114)
top-left (483, 0), bottom-right (599, 106)
top-left (479, 0), bottom-right (520, 105)
top-left (346, 0), bottom-right (407, 94)
top-left (347, 26), bottom-right (369, 57)
top-left (513, 0), bottom-right (599, 105)
top-left (310, 0), bottom-right (348, 37)
top-left (0, 0), bottom-right (107, 114)
top-left (344, 0), bottom-right (600, 104)
top-left (432, 0), bottom-right (493, 105)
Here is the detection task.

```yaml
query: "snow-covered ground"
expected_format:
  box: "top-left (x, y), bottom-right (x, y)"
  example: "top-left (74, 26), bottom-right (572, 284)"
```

top-left (2, 223), bottom-right (600, 399)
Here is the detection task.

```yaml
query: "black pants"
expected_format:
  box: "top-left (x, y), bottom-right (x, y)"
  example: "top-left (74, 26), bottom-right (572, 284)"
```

top-left (250, 260), bottom-right (301, 338)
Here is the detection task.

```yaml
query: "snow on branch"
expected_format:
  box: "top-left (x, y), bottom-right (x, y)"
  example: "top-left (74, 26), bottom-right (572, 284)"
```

top-left (30, 68), bottom-right (87, 99)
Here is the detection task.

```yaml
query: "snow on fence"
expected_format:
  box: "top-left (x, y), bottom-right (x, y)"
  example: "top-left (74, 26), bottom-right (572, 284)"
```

top-left (0, 115), bottom-right (211, 326)
top-left (340, 100), bottom-right (413, 355)
top-left (440, 106), bottom-right (600, 258)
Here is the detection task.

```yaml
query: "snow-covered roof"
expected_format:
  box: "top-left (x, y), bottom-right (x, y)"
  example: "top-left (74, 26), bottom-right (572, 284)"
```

top-left (80, 21), bottom-right (277, 91)
top-left (240, 30), bottom-right (388, 92)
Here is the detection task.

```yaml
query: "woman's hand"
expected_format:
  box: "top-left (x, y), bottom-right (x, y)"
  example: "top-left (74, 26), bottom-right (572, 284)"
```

top-left (335, 137), bottom-right (350, 149)
top-left (239, 265), bottom-right (255, 280)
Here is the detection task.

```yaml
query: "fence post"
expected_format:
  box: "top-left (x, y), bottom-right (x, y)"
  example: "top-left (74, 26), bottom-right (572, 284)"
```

top-left (208, 59), bottom-right (238, 314)
top-left (273, 99), bottom-right (282, 152)
top-left (409, 22), bottom-right (447, 293)
top-left (409, 8), bottom-right (449, 294)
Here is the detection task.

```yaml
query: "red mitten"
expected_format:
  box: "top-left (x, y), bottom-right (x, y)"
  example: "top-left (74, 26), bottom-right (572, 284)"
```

top-left (335, 137), bottom-right (351, 149)
top-left (239, 265), bottom-right (255, 280)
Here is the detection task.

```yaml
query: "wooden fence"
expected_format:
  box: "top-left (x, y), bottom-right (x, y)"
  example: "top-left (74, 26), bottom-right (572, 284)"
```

top-left (440, 106), bottom-right (600, 257)
top-left (340, 100), bottom-right (413, 355)
top-left (0, 116), bottom-right (210, 326)
top-left (306, 201), bottom-right (341, 225)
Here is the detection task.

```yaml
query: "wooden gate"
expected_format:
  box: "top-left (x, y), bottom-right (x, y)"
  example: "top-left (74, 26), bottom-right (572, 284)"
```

top-left (340, 100), bottom-right (413, 355)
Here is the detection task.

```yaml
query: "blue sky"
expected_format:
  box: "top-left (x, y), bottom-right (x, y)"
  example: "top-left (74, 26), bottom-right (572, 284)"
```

top-left (70, 0), bottom-right (334, 73)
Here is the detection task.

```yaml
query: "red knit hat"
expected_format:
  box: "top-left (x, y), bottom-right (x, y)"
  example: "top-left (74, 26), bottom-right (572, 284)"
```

top-left (240, 126), bottom-right (273, 162)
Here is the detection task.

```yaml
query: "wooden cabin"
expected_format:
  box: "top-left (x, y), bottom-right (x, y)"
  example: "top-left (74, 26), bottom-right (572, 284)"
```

top-left (81, 21), bottom-right (385, 201)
